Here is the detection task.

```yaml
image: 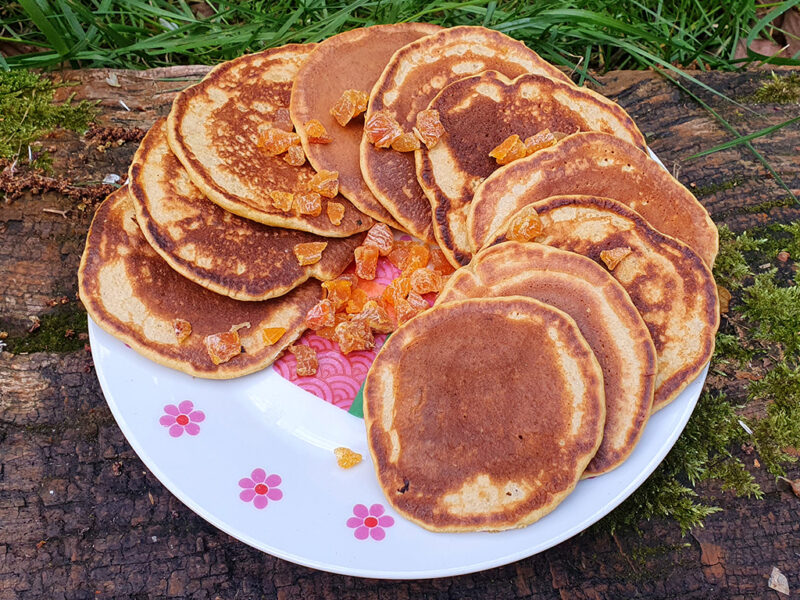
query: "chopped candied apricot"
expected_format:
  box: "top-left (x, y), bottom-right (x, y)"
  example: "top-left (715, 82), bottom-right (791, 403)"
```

top-left (334, 446), bottom-right (362, 469)
top-left (305, 119), bottom-right (332, 144)
top-left (381, 276), bottom-right (411, 307)
top-left (387, 240), bottom-right (412, 270)
top-left (414, 109), bottom-right (446, 149)
top-left (289, 344), bottom-right (318, 376)
top-left (428, 246), bottom-right (455, 275)
top-left (272, 107), bottom-right (294, 131)
top-left (404, 244), bottom-right (430, 273)
top-left (294, 191), bottom-right (322, 216)
top-left (489, 134), bottom-right (527, 165)
top-left (262, 327), bottom-right (286, 345)
top-left (353, 300), bottom-right (395, 334)
top-left (410, 268), bottom-right (443, 294)
top-left (396, 291), bottom-right (429, 324)
top-left (391, 132), bottom-right (421, 152)
top-left (506, 205), bottom-right (543, 242)
top-left (334, 318), bottom-right (374, 354)
top-left (407, 290), bottom-right (429, 310)
top-left (284, 144), bottom-right (306, 166)
top-left (326, 201), bottom-right (345, 225)
top-left (316, 313), bottom-right (349, 341)
top-left (330, 90), bottom-right (368, 127)
top-left (294, 241), bottom-right (327, 266)
top-left (259, 128), bottom-right (299, 156)
top-left (364, 110), bottom-right (403, 148)
top-left (270, 190), bottom-right (294, 212)
top-left (523, 128), bottom-right (558, 155)
top-left (363, 223), bottom-right (394, 256)
top-left (204, 330), bottom-right (241, 365)
top-left (345, 287), bottom-right (369, 314)
top-left (305, 299), bottom-right (336, 330)
top-left (322, 278), bottom-right (353, 310)
top-left (354, 245), bottom-right (379, 280)
top-left (173, 318), bottom-right (192, 343)
top-left (352, 90), bottom-right (369, 114)
top-left (308, 170), bottom-right (339, 198)
top-left (600, 246), bottom-right (633, 270)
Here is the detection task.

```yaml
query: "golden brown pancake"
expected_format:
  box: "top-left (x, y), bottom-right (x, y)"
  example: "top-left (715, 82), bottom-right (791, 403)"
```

top-left (492, 196), bottom-right (719, 411)
top-left (167, 44), bottom-right (373, 236)
top-left (290, 23), bottom-right (441, 228)
top-left (418, 71), bottom-right (647, 267)
top-left (78, 187), bottom-right (321, 379)
top-left (437, 242), bottom-right (656, 476)
top-left (361, 26), bottom-right (572, 243)
top-left (130, 120), bottom-right (364, 301)
top-left (469, 132), bottom-right (718, 267)
top-left (364, 296), bottom-right (605, 532)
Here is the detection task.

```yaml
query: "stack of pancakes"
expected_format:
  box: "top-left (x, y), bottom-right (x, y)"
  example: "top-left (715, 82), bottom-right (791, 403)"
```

top-left (79, 24), bottom-right (720, 531)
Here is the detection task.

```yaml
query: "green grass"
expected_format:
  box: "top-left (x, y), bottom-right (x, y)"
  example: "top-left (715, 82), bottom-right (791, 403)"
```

top-left (1, 0), bottom-right (798, 72)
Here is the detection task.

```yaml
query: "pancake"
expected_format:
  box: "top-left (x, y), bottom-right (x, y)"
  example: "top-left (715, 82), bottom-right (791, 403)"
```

top-left (167, 44), bottom-right (373, 237)
top-left (418, 71), bottom-right (647, 267)
top-left (492, 196), bottom-right (719, 411)
top-left (360, 26), bottom-right (572, 243)
top-left (437, 242), bottom-right (656, 476)
top-left (290, 23), bottom-right (441, 228)
top-left (364, 296), bottom-right (605, 532)
top-left (130, 120), bottom-right (364, 301)
top-left (468, 132), bottom-right (719, 267)
top-left (78, 187), bottom-right (321, 379)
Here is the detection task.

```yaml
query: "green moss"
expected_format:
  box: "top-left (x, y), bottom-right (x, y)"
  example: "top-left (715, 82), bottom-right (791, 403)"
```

top-left (694, 177), bottom-right (744, 198)
top-left (739, 270), bottom-right (800, 354)
top-left (748, 363), bottom-right (800, 476)
top-left (749, 72), bottom-right (800, 104)
top-left (0, 70), bottom-right (96, 167)
top-left (713, 224), bottom-right (755, 289)
top-left (4, 306), bottom-right (88, 353)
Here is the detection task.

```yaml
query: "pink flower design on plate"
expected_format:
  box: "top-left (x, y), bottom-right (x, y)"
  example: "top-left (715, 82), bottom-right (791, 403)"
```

top-left (347, 503), bottom-right (394, 540)
top-left (239, 468), bottom-right (283, 509)
top-left (159, 401), bottom-right (205, 437)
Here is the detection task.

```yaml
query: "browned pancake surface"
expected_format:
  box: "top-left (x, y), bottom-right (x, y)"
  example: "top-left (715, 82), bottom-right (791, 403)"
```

top-left (469, 132), bottom-right (718, 267)
top-left (364, 297), bottom-right (605, 532)
top-left (78, 188), bottom-right (321, 379)
top-left (130, 120), bottom-right (363, 301)
top-left (290, 23), bottom-right (440, 228)
top-left (167, 44), bottom-right (372, 236)
top-left (361, 26), bottom-right (572, 243)
top-left (438, 243), bottom-right (656, 476)
top-left (418, 72), bottom-right (646, 266)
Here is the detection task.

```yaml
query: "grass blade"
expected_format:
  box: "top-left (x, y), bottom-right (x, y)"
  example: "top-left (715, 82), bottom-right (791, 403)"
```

top-left (687, 116), bottom-right (800, 159)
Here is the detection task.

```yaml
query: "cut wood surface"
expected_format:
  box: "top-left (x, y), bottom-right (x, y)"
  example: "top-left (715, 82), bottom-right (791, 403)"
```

top-left (1, 66), bottom-right (799, 599)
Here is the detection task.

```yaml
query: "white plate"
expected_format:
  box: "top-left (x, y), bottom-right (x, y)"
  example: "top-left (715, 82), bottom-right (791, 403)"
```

top-left (90, 316), bottom-right (707, 579)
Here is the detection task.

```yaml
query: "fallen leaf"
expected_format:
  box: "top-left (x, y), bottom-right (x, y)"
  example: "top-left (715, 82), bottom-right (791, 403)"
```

top-left (777, 476), bottom-right (800, 498)
top-left (754, 459), bottom-right (760, 468)
top-left (768, 566), bottom-right (790, 596)
top-left (717, 285), bottom-right (732, 314)
top-left (36, 540), bottom-right (46, 549)
top-left (105, 73), bottom-right (120, 88)
top-left (777, 251), bottom-right (790, 263)
top-left (735, 371), bottom-right (763, 381)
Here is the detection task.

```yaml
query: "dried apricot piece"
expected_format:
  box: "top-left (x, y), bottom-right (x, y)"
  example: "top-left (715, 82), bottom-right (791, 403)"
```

top-left (364, 110), bottom-right (403, 148)
top-left (410, 268), bottom-right (443, 294)
top-left (293, 241), bottom-right (327, 266)
top-left (330, 90), bottom-right (368, 127)
top-left (326, 201), bottom-right (345, 225)
top-left (387, 240), bottom-right (413, 270)
top-left (506, 205), bottom-right (543, 242)
top-left (305, 119), bottom-right (332, 144)
top-left (489, 134), bottom-right (527, 166)
top-left (289, 344), bottom-right (318, 376)
top-left (334, 447), bottom-right (362, 469)
top-left (173, 318), bottom-right (192, 343)
top-left (262, 327), bottom-right (286, 345)
top-left (523, 128), bottom-right (558, 155)
top-left (396, 291), bottom-right (428, 324)
top-left (414, 109), bottom-right (446, 149)
top-left (294, 191), bottom-right (322, 216)
top-left (334, 318), bottom-right (374, 354)
top-left (204, 330), bottom-right (242, 365)
top-left (272, 107), bottom-right (294, 131)
top-left (305, 299), bottom-right (336, 330)
top-left (363, 223), bottom-right (394, 256)
top-left (345, 287), bottom-right (369, 314)
top-left (308, 170), bottom-right (339, 198)
top-left (270, 190), bottom-right (294, 212)
top-left (284, 144), bottom-right (306, 166)
top-left (351, 90), bottom-right (369, 114)
top-left (259, 128), bottom-right (298, 156)
top-left (353, 300), bottom-right (395, 334)
top-left (428, 246), bottom-right (455, 275)
top-left (600, 246), bottom-right (633, 270)
top-left (322, 279), bottom-right (353, 310)
top-left (381, 276), bottom-right (411, 307)
top-left (391, 132), bottom-right (421, 152)
top-left (404, 244), bottom-right (430, 273)
top-left (354, 246), bottom-right (379, 280)
top-left (316, 313), bottom-right (349, 341)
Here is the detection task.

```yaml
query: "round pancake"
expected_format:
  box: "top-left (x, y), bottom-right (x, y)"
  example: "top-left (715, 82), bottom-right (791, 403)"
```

top-left (491, 196), bottom-right (719, 411)
top-left (167, 44), bottom-right (373, 237)
top-left (130, 120), bottom-right (364, 301)
top-left (468, 132), bottom-right (718, 267)
top-left (360, 26), bottom-right (572, 243)
top-left (418, 71), bottom-right (647, 267)
top-left (437, 242), bottom-right (656, 476)
top-left (364, 296), bottom-right (605, 532)
top-left (290, 23), bottom-right (441, 228)
top-left (78, 187), bottom-right (321, 379)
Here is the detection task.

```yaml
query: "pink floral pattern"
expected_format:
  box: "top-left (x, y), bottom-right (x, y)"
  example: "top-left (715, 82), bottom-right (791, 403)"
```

top-left (159, 401), bottom-right (205, 437)
top-left (239, 468), bottom-right (282, 509)
top-left (347, 503), bottom-right (394, 540)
